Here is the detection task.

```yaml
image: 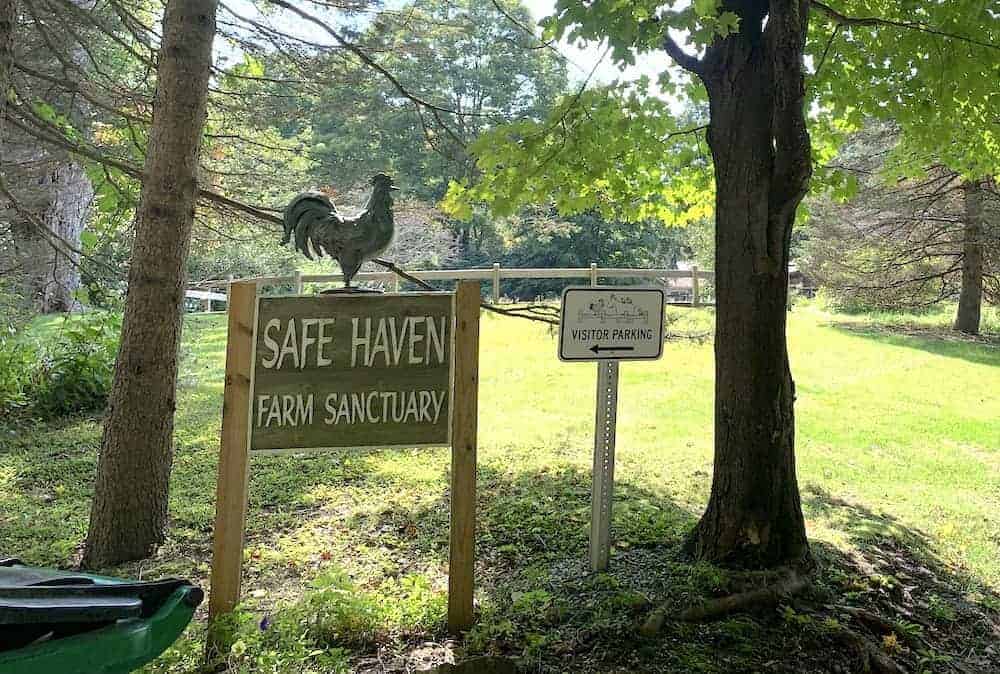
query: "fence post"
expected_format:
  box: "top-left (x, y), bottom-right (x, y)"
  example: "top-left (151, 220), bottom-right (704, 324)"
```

top-left (202, 297), bottom-right (212, 313)
top-left (392, 272), bottom-right (401, 293)
top-left (691, 265), bottom-right (700, 307)
top-left (293, 270), bottom-right (303, 295)
top-left (225, 274), bottom-right (234, 309)
top-left (491, 263), bottom-right (501, 303)
top-left (590, 263), bottom-right (598, 287)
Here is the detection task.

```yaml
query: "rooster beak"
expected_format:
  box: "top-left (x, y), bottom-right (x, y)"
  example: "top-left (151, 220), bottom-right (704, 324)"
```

top-left (390, 186), bottom-right (400, 191)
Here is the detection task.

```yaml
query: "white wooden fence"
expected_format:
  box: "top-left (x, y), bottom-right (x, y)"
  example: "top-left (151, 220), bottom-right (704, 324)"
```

top-left (185, 264), bottom-right (714, 312)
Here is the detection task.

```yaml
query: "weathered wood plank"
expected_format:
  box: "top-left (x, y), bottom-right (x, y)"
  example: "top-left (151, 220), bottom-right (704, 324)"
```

top-left (207, 281), bottom-right (257, 649)
top-left (448, 281), bottom-right (480, 633)
top-left (251, 293), bottom-right (453, 451)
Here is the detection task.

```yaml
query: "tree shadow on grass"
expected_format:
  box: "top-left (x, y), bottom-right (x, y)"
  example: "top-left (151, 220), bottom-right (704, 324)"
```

top-left (16, 431), bottom-right (997, 674)
top-left (258, 460), bottom-right (999, 674)
top-left (827, 322), bottom-right (1000, 367)
top-left (802, 483), bottom-right (1000, 674)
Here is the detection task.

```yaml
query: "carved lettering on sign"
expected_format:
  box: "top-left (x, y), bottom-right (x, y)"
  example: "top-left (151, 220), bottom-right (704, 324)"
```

top-left (250, 293), bottom-right (454, 451)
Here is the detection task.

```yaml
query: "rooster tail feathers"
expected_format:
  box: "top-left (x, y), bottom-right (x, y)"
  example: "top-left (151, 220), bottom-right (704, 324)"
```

top-left (295, 218), bottom-right (314, 260)
top-left (282, 191), bottom-right (339, 257)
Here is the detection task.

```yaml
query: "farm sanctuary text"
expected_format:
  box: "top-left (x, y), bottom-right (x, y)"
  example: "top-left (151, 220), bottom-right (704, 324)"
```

top-left (250, 294), bottom-right (454, 451)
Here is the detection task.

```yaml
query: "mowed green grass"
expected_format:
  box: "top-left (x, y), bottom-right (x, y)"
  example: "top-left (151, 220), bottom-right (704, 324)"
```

top-left (1, 302), bottom-right (998, 671)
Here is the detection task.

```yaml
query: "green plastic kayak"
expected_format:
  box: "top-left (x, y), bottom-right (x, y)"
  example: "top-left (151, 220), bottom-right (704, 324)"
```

top-left (0, 558), bottom-right (202, 674)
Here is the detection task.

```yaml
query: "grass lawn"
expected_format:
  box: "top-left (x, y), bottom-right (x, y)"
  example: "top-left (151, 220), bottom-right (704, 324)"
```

top-left (1, 301), bottom-right (998, 673)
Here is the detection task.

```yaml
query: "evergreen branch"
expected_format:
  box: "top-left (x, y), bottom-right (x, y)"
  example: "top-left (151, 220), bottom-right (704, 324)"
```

top-left (45, 0), bottom-right (157, 67)
top-left (13, 60), bottom-right (151, 124)
top-left (261, 0), bottom-right (473, 150)
top-left (7, 105), bottom-right (286, 227)
top-left (0, 173), bottom-right (119, 277)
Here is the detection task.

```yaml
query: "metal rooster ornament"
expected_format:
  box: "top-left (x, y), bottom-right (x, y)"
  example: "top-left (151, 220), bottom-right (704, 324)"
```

top-left (282, 173), bottom-right (399, 289)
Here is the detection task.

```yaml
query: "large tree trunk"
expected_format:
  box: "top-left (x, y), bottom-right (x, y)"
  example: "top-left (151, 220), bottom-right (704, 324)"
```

top-left (36, 162), bottom-right (91, 312)
top-left (686, 0), bottom-right (812, 568)
top-left (2, 0), bottom-right (91, 313)
top-left (9, 157), bottom-right (92, 312)
top-left (82, 0), bottom-right (217, 569)
top-left (953, 179), bottom-right (984, 335)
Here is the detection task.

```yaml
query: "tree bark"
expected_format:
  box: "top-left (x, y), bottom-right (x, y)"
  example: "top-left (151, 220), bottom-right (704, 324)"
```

top-left (953, 179), bottom-right (984, 335)
top-left (8, 157), bottom-right (92, 312)
top-left (0, 0), bottom-right (13, 136)
top-left (3, 0), bottom-right (91, 314)
top-left (82, 0), bottom-right (218, 568)
top-left (685, 0), bottom-right (812, 568)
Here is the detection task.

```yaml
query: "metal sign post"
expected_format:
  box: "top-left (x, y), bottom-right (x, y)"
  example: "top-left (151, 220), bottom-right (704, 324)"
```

top-left (590, 359), bottom-right (619, 571)
top-left (558, 285), bottom-right (665, 571)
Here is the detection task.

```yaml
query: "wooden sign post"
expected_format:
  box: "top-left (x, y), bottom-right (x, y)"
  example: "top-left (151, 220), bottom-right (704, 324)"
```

top-left (448, 281), bottom-right (479, 633)
top-left (208, 281), bottom-right (255, 625)
top-left (207, 280), bottom-right (480, 655)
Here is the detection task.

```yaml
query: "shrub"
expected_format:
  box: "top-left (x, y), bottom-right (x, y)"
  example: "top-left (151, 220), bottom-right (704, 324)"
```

top-left (202, 569), bottom-right (445, 674)
top-left (0, 276), bottom-right (33, 334)
top-left (0, 333), bottom-right (38, 414)
top-left (30, 313), bottom-right (120, 419)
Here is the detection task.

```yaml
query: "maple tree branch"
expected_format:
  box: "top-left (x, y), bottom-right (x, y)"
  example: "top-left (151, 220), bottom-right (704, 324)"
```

top-left (664, 124), bottom-right (708, 143)
top-left (811, 0), bottom-right (1000, 52)
top-left (811, 23), bottom-right (840, 81)
top-left (662, 33), bottom-right (704, 74)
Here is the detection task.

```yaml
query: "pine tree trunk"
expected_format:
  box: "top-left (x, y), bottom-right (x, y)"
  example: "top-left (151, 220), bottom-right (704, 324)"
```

top-left (953, 179), bottom-right (984, 335)
top-left (82, 0), bottom-right (217, 569)
top-left (686, 0), bottom-right (812, 568)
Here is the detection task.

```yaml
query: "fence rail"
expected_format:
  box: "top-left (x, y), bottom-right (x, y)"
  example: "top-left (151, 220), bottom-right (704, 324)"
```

top-left (185, 264), bottom-right (714, 311)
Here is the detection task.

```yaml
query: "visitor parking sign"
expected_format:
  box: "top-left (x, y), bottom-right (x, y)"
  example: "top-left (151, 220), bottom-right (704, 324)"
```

top-left (558, 287), bottom-right (665, 361)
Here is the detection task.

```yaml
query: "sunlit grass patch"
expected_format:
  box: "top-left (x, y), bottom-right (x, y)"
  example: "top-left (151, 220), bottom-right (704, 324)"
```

top-left (2, 302), bottom-right (998, 672)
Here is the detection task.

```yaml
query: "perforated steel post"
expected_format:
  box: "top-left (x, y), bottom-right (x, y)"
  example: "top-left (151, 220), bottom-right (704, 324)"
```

top-left (590, 359), bottom-right (619, 571)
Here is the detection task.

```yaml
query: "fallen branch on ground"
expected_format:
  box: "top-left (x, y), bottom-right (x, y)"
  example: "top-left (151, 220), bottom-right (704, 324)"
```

top-left (666, 331), bottom-right (713, 341)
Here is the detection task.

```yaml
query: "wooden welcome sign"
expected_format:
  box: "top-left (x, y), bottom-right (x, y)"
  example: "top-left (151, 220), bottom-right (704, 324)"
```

top-left (251, 293), bottom-right (454, 451)
top-left (207, 280), bottom-right (480, 647)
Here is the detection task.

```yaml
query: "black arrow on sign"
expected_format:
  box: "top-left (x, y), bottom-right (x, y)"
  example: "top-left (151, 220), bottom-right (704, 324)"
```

top-left (590, 344), bottom-right (635, 354)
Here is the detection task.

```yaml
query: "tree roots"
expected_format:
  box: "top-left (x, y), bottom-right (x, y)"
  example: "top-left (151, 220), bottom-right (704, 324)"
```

top-left (639, 570), bottom-right (809, 636)
top-left (639, 573), bottom-right (913, 674)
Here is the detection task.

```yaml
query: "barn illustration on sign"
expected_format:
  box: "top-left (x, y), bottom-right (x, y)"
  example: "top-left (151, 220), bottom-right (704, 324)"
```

top-left (578, 294), bottom-right (649, 324)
